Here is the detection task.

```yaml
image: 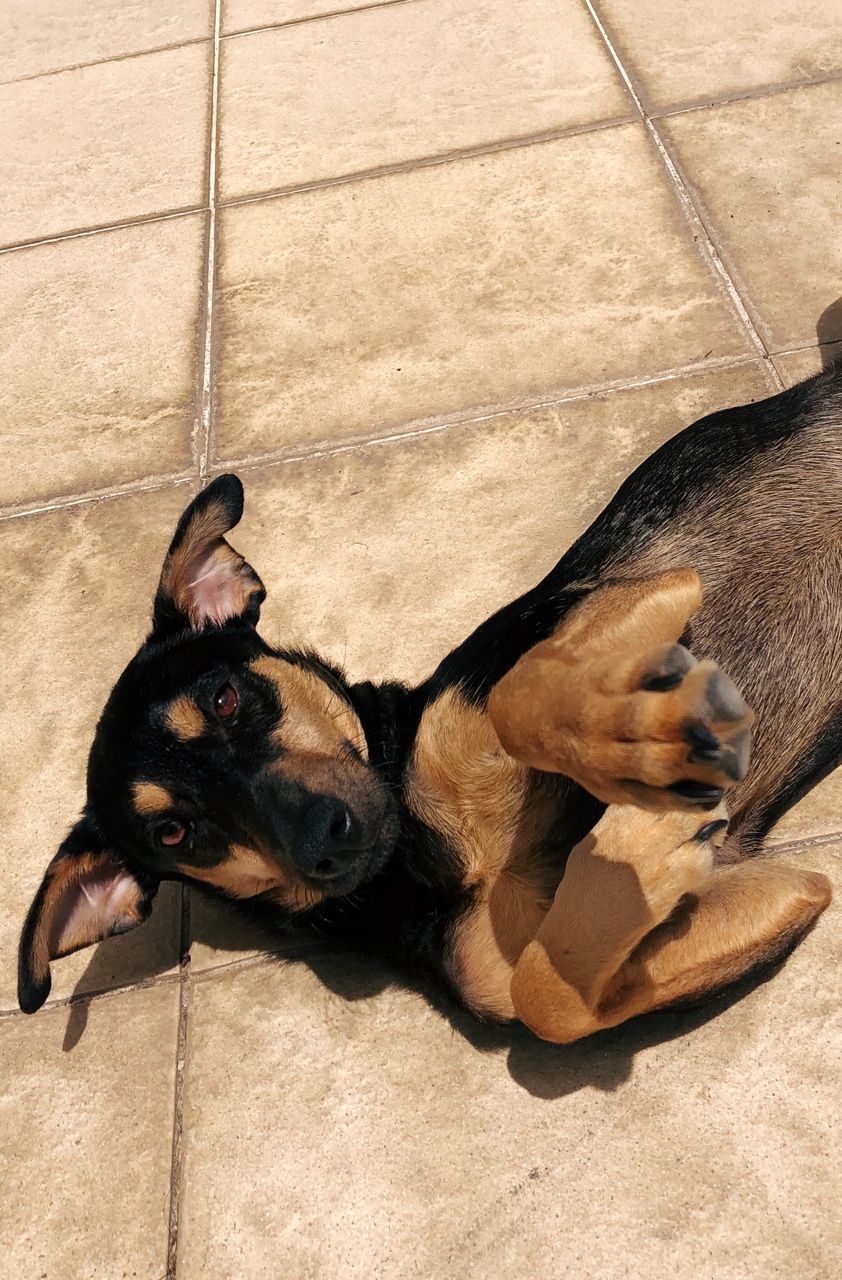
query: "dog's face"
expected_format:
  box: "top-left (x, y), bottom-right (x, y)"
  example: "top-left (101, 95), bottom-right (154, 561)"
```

top-left (18, 476), bottom-right (398, 1013)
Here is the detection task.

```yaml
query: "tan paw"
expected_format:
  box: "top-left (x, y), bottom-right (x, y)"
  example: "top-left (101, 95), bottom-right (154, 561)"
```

top-left (488, 569), bottom-right (754, 812)
top-left (589, 803), bottom-right (727, 920)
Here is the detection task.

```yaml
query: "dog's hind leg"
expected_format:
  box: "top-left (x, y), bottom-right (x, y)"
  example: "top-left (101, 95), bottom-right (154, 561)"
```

top-left (509, 804), bottom-right (831, 1044)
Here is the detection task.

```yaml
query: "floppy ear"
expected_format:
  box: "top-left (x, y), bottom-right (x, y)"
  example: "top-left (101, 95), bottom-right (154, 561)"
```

top-left (152, 473), bottom-right (266, 636)
top-left (18, 817), bottom-right (159, 1014)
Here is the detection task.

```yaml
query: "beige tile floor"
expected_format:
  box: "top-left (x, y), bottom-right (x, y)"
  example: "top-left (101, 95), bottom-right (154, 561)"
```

top-left (1, 1), bottom-right (841, 1276)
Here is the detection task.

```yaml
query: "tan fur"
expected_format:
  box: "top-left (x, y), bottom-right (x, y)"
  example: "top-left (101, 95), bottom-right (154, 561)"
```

top-left (165, 697), bottom-right (205, 741)
top-left (132, 781), bottom-right (175, 815)
top-left (407, 689), bottom-right (560, 1018)
top-left (179, 844), bottom-right (282, 900)
top-left (250, 656), bottom-right (366, 761)
top-left (488, 569), bottom-right (754, 810)
top-left (182, 846), bottom-right (323, 912)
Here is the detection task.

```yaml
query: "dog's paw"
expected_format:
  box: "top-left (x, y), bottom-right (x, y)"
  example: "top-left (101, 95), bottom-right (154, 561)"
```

top-left (488, 570), bottom-right (754, 812)
top-left (587, 802), bottom-right (726, 919)
top-left (600, 644), bottom-right (754, 811)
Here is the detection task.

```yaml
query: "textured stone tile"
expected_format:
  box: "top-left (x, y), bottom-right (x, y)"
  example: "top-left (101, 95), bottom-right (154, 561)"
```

top-left (0, 0), bottom-right (213, 83)
top-left (1, 984), bottom-right (178, 1277)
top-left (177, 841), bottom-right (840, 1278)
top-left (773, 343), bottom-right (842, 387)
top-left (214, 127), bottom-right (750, 461)
top-left (189, 888), bottom-right (326, 973)
top-left (0, 215), bottom-right (204, 508)
top-left (770, 769), bottom-right (842, 845)
top-left (222, 0), bottom-right (396, 36)
top-left (663, 83), bottom-right (842, 353)
top-left (0, 43), bottom-right (211, 245)
top-left (218, 0), bottom-right (630, 198)
top-left (212, 363), bottom-right (773, 686)
top-left (598, 0), bottom-right (842, 108)
top-left (0, 485), bottom-right (192, 1010)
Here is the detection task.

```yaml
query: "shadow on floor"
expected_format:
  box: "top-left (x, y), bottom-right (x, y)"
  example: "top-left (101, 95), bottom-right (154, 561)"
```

top-left (816, 297), bottom-right (842, 362)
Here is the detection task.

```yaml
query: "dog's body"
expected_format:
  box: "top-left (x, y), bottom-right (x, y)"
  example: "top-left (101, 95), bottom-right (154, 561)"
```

top-left (19, 366), bottom-right (841, 1041)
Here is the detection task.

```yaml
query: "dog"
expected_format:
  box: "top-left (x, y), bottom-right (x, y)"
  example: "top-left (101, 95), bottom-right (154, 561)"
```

top-left (18, 364), bottom-right (841, 1043)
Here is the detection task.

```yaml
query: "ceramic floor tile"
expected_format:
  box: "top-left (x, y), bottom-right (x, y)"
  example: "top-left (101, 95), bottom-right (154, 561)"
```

top-left (0, 485), bottom-right (193, 1011)
top-left (177, 841), bottom-right (840, 1278)
top-left (2, 984), bottom-right (178, 1277)
top-left (0, 0), bottom-right (213, 84)
top-left (769, 769), bottom-right (842, 845)
top-left (663, 82), bottom-right (842, 354)
top-left (213, 364), bottom-right (772, 686)
top-left (0, 43), bottom-right (211, 246)
top-left (597, 0), bottom-right (842, 109)
top-left (773, 343), bottom-right (842, 387)
top-left (223, 0), bottom-right (416, 36)
top-left (189, 888), bottom-right (328, 973)
top-left (214, 128), bottom-right (751, 462)
top-left (0, 215), bottom-right (205, 509)
top-left (218, 0), bottom-right (630, 199)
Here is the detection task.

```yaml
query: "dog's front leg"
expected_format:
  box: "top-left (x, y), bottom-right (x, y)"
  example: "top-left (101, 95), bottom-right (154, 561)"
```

top-left (487, 568), bottom-right (754, 811)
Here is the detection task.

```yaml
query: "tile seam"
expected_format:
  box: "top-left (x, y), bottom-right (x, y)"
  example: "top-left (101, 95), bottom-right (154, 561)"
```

top-left (3, 70), bottom-right (838, 259)
top-left (208, 354), bottom-right (769, 473)
top-left (580, 0), bottom-right (785, 392)
top-left (166, 889), bottom-right (192, 1280)
top-left (0, 353), bottom-right (770, 523)
top-left (0, 205), bottom-right (205, 256)
top-left (651, 68), bottom-right (842, 119)
top-left (196, 0), bottom-right (222, 484)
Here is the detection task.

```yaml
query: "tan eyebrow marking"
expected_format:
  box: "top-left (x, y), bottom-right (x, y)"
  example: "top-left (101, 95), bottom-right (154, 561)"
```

top-left (133, 782), bottom-right (174, 816)
top-left (165, 696), bottom-right (205, 740)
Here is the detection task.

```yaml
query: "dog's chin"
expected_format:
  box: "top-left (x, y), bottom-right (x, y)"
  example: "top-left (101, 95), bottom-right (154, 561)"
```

top-left (310, 805), bottom-right (400, 900)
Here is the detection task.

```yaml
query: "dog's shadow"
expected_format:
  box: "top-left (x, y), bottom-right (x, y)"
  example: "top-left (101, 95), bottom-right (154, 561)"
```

top-left (300, 941), bottom-right (785, 1100)
top-left (63, 885), bottom-right (786, 1100)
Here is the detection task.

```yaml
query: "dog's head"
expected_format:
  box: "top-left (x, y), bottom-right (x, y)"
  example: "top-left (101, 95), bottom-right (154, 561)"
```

top-left (18, 476), bottom-right (398, 1013)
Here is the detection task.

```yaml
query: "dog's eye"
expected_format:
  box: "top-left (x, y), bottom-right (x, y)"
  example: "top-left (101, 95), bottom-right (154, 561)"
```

top-left (214, 682), bottom-right (239, 720)
top-left (158, 819), bottom-right (187, 847)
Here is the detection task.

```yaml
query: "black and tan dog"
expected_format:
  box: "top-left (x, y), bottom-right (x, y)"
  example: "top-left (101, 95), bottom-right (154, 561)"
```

top-left (19, 365), bottom-right (841, 1042)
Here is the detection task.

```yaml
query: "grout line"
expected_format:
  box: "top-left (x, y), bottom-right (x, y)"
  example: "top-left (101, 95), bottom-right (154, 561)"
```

top-left (580, 0), bottom-right (784, 393)
top-left (0, 68), bottom-right (836, 262)
top-left (0, 352), bottom-right (768, 524)
top-left (0, 971), bottom-right (180, 1021)
top-left (764, 831), bottom-right (842, 855)
top-left (166, 888), bottom-right (192, 1280)
top-left (0, 205), bottom-right (205, 257)
top-left (651, 68), bottom-right (842, 120)
top-left (195, 0), bottom-right (223, 484)
top-left (208, 353), bottom-right (770, 476)
top-left (223, 0), bottom-right (424, 40)
top-left (189, 940), bottom-right (336, 984)
top-left (0, 36), bottom-right (211, 88)
top-left (0, 472), bottom-right (195, 525)
top-left (217, 114), bottom-right (637, 210)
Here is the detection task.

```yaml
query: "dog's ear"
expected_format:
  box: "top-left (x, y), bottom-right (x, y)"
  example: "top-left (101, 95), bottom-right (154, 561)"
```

top-left (152, 474), bottom-right (266, 637)
top-left (18, 817), bottom-right (159, 1014)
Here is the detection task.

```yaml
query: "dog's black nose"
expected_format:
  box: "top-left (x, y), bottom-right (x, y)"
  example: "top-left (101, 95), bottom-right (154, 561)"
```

top-left (292, 797), bottom-right (362, 880)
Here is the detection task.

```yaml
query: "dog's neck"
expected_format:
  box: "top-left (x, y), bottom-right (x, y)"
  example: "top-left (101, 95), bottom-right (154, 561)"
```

top-left (348, 678), bottom-right (424, 788)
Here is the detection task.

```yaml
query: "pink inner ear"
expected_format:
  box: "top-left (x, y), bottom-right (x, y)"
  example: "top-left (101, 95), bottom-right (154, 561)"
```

top-left (49, 867), bottom-right (144, 958)
top-left (186, 547), bottom-right (249, 627)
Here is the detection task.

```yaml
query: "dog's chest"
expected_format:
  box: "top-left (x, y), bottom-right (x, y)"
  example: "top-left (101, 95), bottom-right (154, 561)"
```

top-left (405, 688), bottom-right (568, 1018)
